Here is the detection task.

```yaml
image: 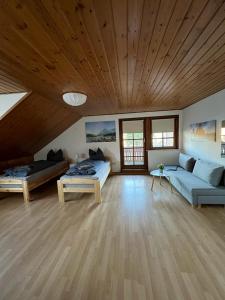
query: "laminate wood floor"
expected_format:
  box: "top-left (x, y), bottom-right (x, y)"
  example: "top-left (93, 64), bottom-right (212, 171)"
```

top-left (0, 175), bottom-right (225, 300)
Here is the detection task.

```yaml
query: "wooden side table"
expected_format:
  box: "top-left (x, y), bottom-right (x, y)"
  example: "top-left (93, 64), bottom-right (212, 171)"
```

top-left (150, 169), bottom-right (173, 191)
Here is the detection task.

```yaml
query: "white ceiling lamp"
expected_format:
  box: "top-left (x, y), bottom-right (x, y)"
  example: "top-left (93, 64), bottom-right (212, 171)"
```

top-left (62, 92), bottom-right (87, 106)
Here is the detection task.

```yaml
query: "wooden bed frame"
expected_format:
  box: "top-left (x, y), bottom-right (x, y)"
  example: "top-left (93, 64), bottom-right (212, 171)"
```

top-left (57, 161), bottom-right (111, 204)
top-left (0, 161), bottom-right (69, 203)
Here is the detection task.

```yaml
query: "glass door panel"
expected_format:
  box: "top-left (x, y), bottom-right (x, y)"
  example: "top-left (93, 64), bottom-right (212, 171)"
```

top-left (120, 119), bottom-right (147, 169)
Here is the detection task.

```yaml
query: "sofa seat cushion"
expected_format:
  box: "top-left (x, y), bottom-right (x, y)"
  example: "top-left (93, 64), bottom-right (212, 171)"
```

top-left (166, 169), bottom-right (225, 204)
top-left (193, 160), bottom-right (224, 187)
top-left (168, 170), bottom-right (212, 192)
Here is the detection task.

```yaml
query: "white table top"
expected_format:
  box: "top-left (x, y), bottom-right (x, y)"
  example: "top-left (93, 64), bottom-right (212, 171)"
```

top-left (150, 169), bottom-right (170, 177)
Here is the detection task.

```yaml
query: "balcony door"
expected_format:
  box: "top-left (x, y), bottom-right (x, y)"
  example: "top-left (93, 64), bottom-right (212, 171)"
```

top-left (119, 118), bottom-right (147, 170)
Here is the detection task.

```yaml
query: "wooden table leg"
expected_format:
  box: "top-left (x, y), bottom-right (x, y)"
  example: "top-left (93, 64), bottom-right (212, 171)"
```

top-left (160, 176), bottom-right (162, 185)
top-left (151, 176), bottom-right (155, 191)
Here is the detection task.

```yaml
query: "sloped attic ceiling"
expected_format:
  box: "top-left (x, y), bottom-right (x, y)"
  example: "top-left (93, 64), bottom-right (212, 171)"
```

top-left (0, 92), bottom-right (80, 160)
top-left (1, 0), bottom-right (225, 159)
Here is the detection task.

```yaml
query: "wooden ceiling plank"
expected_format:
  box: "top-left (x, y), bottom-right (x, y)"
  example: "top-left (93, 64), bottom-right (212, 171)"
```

top-left (0, 29), bottom-right (67, 91)
top-left (39, 0), bottom-right (111, 99)
top-left (150, 0), bottom-right (209, 95)
top-left (0, 50), bottom-right (58, 98)
top-left (180, 80), bottom-right (225, 109)
top-left (27, 0), bottom-right (106, 99)
top-left (133, 0), bottom-right (177, 105)
top-left (177, 60), bottom-right (225, 101)
top-left (42, 0), bottom-right (114, 103)
top-left (159, 59), bottom-right (225, 108)
top-left (0, 84), bottom-right (23, 93)
top-left (149, 0), bottom-right (222, 99)
top-left (0, 3), bottom-right (104, 109)
top-left (153, 19), bottom-right (225, 105)
top-left (127, 0), bottom-right (144, 105)
top-left (130, 0), bottom-right (160, 104)
top-left (0, 1), bottom-right (95, 96)
top-left (151, 0), bottom-right (225, 103)
top-left (93, 0), bottom-right (123, 106)
top-left (111, 0), bottom-right (128, 107)
top-left (12, 1), bottom-right (94, 91)
top-left (0, 81), bottom-right (24, 93)
top-left (159, 37), bottom-right (225, 103)
top-left (0, 70), bottom-right (26, 92)
top-left (143, 0), bottom-right (193, 99)
top-left (73, 0), bottom-right (119, 107)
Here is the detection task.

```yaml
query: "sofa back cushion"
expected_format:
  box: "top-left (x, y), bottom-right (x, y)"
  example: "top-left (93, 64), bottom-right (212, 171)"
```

top-left (179, 153), bottom-right (195, 172)
top-left (193, 160), bottom-right (224, 187)
top-left (221, 170), bottom-right (225, 186)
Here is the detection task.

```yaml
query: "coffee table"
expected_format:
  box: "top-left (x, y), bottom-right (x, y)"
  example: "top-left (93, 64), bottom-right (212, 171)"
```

top-left (150, 169), bottom-right (173, 191)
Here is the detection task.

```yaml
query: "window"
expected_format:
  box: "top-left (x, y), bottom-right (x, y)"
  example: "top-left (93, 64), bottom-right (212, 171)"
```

top-left (148, 116), bottom-right (179, 149)
top-left (152, 132), bottom-right (174, 147)
top-left (0, 92), bottom-right (28, 120)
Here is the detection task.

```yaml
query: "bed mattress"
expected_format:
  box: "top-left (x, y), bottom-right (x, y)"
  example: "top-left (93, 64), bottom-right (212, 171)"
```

top-left (60, 160), bottom-right (110, 189)
top-left (0, 160), bottom-right (68, 189)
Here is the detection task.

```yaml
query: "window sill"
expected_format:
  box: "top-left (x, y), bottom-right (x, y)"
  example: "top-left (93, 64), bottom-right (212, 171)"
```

top-left (148, 147), bottom-right (179, 151)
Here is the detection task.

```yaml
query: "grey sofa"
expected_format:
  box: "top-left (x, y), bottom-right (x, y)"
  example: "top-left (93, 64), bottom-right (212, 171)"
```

top-left (165, 153), bottom-right (225, 206)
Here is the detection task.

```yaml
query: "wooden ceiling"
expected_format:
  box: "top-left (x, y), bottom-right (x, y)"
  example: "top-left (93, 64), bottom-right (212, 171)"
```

top-left (1, 0), bottom-right (225, 158)
top-left (0, 92), bottom-right (80, 159)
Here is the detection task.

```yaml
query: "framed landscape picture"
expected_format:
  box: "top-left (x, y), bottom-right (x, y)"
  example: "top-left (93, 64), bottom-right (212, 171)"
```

top-left (190, 120), bottom-right (216, 141)
top-left (85, 121), bottom-right (116, 143)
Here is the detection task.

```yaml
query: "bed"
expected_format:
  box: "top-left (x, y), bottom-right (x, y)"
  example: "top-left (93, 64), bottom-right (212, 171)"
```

top-left (0, 160), bottom-right (69, 203)
top-left (57, 159), bottom-right (111, 204)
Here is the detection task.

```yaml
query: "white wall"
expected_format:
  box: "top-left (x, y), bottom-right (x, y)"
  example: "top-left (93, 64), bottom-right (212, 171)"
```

top-left (35, 110), bottom-right (182, 172)
top-left (183, 89), bottom-right (225, 166)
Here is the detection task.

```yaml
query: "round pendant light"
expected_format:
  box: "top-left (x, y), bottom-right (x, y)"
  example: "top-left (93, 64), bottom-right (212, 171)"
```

top-left (62, 92), bottom-right (87, 106)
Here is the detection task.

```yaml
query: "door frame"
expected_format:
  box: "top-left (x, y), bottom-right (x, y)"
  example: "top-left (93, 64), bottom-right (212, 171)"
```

top-left (119, 117), bottom-right (148, 171)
